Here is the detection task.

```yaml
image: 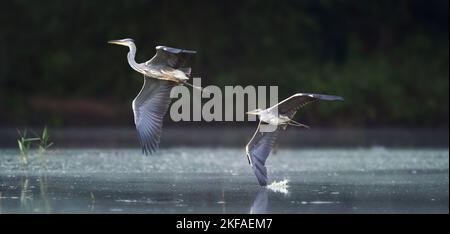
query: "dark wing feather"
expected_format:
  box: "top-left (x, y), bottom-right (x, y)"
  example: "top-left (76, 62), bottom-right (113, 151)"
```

top-left (270, 93), bottom-right (344, 117)
top-left (132, 77), bottom-right (174, 155)
top-left (145, 46), bottom-right (196, 69)
top-left (245, 122), bottom-right (281, 186)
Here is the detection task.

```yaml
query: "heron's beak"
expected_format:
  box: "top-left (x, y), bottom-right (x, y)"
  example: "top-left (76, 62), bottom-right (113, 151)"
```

top-left (246, 110), bottom-right (259, 115)
top-left (108, 40), bottom-right (126, 46)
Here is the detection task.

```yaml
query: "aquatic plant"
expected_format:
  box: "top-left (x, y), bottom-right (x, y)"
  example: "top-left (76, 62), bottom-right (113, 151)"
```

top-left (17, 129), bottom-right (39, 168)
top-left (17, 127), bottom-right (53, 212)
top-left (19, 176), bottom-right (32, 208)
top-left (89, 192), bottom-right (96, 212)
top-left (37, 126), bottom-right (53, 170)
top-left (16, 127), bottom-right (53, 170)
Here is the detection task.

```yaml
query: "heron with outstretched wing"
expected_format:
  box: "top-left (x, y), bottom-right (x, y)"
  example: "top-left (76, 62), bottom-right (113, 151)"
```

top-left (245, 93), bottom-right (344, 186)
top-left (108, 38), bottom-right (198, 154)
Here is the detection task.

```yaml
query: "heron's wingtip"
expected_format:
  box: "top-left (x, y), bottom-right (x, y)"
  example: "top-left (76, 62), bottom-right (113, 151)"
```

top-left (184, 49), bottom-right (197, 54)
top-left (258, 180), bottom-right (268, 186)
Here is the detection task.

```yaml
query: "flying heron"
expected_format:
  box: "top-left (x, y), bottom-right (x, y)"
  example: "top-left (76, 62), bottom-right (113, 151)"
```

top-left (108, 38), bottom-right (197, 155)
top-left (245, 93), bottom-right (344, 186)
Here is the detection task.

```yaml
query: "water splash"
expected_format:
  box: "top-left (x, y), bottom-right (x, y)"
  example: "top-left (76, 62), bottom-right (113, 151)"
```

top-left (267, 179), bottom-right (289, 194)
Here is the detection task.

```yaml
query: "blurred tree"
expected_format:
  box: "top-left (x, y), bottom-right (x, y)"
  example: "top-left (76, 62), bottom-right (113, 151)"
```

top-left (0, 0), bottom-right (447, 127)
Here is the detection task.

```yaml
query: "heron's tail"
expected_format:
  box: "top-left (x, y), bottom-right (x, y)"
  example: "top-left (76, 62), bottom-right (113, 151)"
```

top-left (287, 119), bottom-right (310, 129)
top-left (181, 80), bottom-right (210, 95)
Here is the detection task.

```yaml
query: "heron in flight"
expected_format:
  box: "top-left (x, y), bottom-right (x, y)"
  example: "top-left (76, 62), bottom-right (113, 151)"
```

top-left (108, 38), bottom-right (197, 155)
top-left (245, 93), bottom-right (344, 186)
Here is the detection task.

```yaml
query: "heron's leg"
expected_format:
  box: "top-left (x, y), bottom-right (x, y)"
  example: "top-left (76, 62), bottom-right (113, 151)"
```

top-left (288, 119), bottom-right (310, 129)
top-left (180, 80), bottom-right (211, 95)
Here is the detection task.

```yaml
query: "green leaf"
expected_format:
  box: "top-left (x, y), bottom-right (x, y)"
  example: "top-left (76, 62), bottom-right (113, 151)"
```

top-left (24, 138), bottom-right (40, 142)
top-left (42, 126), bottom-right (48, 140)
top-left (18, 140), bottom-right (24, 152)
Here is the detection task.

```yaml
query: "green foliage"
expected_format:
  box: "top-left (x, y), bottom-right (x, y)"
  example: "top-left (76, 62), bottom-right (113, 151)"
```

top-left (17, 129), bottom-right (39, 167)
top-left (38, 126), bottom-right (53, 152)
top-left (16, 127), bottom-right (53, 169)
top-left (0, 0), bottom-right (448, 127)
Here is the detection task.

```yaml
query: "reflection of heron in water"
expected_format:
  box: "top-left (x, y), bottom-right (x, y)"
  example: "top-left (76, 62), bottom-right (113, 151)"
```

top-left (108, 38), bottom-right (203, 154)
top-left (245, 93), bottom-right (344, 186)
top-left (250, 188), bottom-right (268, 214)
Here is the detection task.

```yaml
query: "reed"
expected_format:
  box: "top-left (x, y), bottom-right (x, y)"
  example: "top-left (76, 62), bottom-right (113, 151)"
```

top-left (16, 127), bottom-right (53, 170)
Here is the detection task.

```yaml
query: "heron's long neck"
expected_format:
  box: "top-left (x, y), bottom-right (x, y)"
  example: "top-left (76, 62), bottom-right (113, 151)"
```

top-left (126, 43), bottom-right (142, 73)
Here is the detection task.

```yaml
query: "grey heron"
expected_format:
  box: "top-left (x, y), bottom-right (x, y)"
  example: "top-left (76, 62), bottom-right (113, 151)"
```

top-left (108, 38), bottom-right (197, 155)
top-left (245, 93), bottom-right (344, 186)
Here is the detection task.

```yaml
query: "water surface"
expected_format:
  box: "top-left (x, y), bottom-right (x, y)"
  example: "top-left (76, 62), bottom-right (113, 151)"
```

top-left (0, 148), bottom-right (448, 213)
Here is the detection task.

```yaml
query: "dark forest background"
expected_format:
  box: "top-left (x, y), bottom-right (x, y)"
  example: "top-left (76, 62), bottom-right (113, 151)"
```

top-left (0, 0), bottom-right (448, 128)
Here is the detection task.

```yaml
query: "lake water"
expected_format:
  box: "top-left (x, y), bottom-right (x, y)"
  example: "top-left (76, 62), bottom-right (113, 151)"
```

top-left (0, 148), bottom-right (448, 213)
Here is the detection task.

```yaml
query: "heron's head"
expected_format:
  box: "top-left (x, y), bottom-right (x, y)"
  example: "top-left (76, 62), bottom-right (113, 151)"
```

top-left (108, 38), bottom-right (134, 47)
top-left (246, 109), bottom-right (264, 115)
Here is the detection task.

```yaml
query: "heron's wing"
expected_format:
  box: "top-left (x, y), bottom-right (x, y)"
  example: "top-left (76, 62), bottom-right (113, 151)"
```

top-left (270, 93), bottom-right (344, 117)
top-left (245, 121), bottom-right (281, 186)
top-left (132, 77), bottom-right (174, 155)
top-left (145, 46), bottom-right (196, 70)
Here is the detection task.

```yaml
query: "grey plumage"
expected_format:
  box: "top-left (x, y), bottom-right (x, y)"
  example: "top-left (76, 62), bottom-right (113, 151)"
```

top-left (271, 93), bottom-right (344, 117)
top-left (133, 78), bottom-right (174, 154)
top-left (246, 122), bottom-right (280, 186)
top-left (109, 38), bottom-right (196, 155)
top-left (146, 46), bottom-right (196, 69)
top-left (246, 93), bottom-right (343, 186)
